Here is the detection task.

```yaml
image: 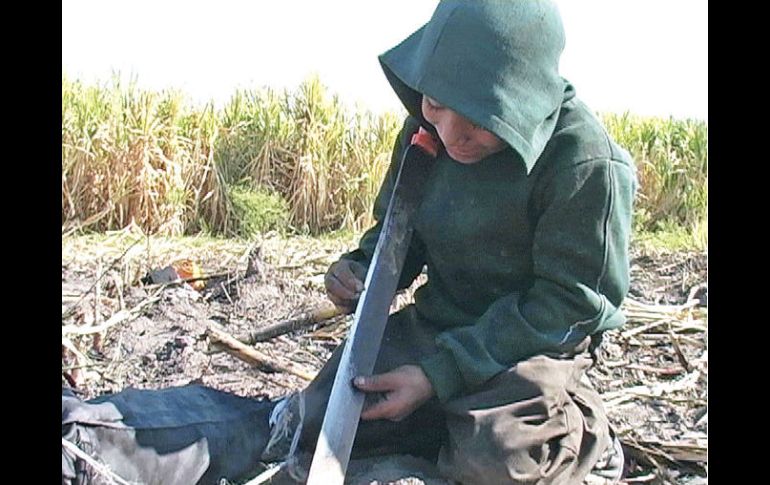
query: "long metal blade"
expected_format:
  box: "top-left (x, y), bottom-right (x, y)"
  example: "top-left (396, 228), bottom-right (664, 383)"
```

top-left (306, 142), bottom-right (435, 484)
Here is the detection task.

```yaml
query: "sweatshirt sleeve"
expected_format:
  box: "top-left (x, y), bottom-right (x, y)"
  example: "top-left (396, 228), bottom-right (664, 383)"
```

top-left (420, 158), bottom-right (636, 402)
top-left (340, 116), bottom-right (427, 291)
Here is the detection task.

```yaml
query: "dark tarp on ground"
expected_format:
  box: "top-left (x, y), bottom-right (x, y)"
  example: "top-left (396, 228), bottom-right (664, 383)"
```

top-left (62, 384), bottom-right (274, 485)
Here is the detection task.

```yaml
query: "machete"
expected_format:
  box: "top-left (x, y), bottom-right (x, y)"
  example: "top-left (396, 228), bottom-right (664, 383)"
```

top-left (306, 127), bottom-right (438, 484)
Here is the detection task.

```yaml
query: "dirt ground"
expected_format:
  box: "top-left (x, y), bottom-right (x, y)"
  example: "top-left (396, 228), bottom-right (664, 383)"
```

top-left (61, 232), bottom-right (707, 485)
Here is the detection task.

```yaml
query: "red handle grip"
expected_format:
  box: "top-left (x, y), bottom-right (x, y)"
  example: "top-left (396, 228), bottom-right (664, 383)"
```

top-left (410, 127), bottom-right (439, 158)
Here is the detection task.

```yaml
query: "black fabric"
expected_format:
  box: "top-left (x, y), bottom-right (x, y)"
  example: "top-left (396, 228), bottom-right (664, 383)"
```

top-left (61, 385), bottom-right (274, 485)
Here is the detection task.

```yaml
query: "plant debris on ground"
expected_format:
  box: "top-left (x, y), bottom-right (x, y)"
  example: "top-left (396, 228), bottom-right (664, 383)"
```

top-left (62, 230), bottom-right (707, 485)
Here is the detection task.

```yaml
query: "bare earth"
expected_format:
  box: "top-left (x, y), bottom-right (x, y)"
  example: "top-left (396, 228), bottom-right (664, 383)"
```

top-left (62, 232), bottom-right (707, 485)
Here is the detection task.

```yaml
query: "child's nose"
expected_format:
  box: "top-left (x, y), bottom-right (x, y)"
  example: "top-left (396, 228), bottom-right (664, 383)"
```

top-left (437, 111), bottom-right (473, 146)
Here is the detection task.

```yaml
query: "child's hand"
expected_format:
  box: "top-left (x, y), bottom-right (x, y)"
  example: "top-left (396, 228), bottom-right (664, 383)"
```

top-left (354, 365), bottom-right (435, 422)
top-left (324, 259), bottom-right (367, 312)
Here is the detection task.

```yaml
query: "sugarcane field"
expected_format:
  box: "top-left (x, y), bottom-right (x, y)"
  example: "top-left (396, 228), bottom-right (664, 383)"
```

top-left (61, 85), bottom-right (708, 483)
top-left (62, 12), bottom-right (707, 480)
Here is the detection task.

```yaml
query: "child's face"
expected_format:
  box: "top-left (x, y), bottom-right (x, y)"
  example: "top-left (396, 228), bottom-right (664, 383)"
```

top-left (421, 96), bottom-right (508, 164)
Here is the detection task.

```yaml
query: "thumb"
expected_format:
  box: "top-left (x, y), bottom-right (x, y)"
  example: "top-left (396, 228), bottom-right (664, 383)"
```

top-left (353, 373), bottom-right (394, 392)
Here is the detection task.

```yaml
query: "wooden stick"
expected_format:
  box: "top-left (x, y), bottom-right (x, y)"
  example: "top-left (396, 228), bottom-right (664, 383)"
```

top-left (206, 323), bottom-right (316, 381)
top-left (245, 303), bottom-right (345, 344)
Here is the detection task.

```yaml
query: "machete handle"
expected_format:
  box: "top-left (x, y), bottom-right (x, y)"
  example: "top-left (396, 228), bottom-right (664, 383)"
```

top-left (410, 126), bottom-right (439, 157)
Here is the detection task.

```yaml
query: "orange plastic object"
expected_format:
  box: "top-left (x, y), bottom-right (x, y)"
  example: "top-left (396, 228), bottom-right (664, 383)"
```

top-left (171, 259), bottom-right (205, 291)
top-left (410, 127), bottom-right (439, 157)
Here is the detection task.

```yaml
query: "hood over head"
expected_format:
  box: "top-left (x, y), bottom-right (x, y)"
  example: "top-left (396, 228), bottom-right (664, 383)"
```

top-left (379, 0), bottom-right (568, 172)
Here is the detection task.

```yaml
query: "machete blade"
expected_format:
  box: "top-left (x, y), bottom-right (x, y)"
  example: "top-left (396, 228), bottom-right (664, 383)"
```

top-left (306, 133), bottom-right (437, 484)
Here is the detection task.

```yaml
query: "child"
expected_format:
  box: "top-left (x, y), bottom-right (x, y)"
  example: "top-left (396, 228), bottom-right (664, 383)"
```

top-left (266, 1), bottom-right (635, 484)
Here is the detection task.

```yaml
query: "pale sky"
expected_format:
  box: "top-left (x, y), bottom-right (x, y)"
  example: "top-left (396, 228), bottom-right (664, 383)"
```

top-left (62, 0), bottom-right (707, 121)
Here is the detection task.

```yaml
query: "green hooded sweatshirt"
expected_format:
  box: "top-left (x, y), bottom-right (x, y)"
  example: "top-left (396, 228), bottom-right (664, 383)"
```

top-left (342, 0), bottom-right (637, 403)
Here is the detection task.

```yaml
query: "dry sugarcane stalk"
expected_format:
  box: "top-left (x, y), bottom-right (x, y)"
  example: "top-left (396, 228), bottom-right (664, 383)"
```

top-left (61, 207), bottom-right (112, 238)
top-left (621, 473), bottom-right (657, 483)
top-left (630, 333), bottom-right (703, 347)
top-left (244, 302), bottom-right (345, 344)
top-left (62, 237), bottom-right (144, 320)
top-left (62, 335), bottom-right (92, 388)
top-left (243, 462), bottom-right (287, 485)
top-left (623, 297), bottom-right (699, 314)
top-left (621, 441), bottom-right (677, 482)
top-left (686, 283), bottom-right (707, 305)
top-left (637, 439), bottom-right (707, 463)
top-left (667, 321), bottom-right (694, 373)
top-left (621, 320), bottom-right (671, 339)
top-left (93, 261), bottom-right (103, 353)
top-left (62, 336), bottom-right (91, 366)
top-left (61, 438), bottom-right (137, 485)
top-left (94, 261), bottom-right (102, 325)
top-left (600, 368), bottom-right (702, 401)
top-left (668, 320), bottom-right (707, 333)
top-left (276, 253), bottom-right (334, 270)
top-left (111, 271), bottom-right (125, 311)
top-left (206, 323), bottom-right (316, 381)
top-left (620, 439), bottom-right (668, 474)
top-left (62, 292), bottom-right (161, 336)
top-left (621, 436), bottom-right (707, 476)
top-left (625, 363), bottom-right (685, 376)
